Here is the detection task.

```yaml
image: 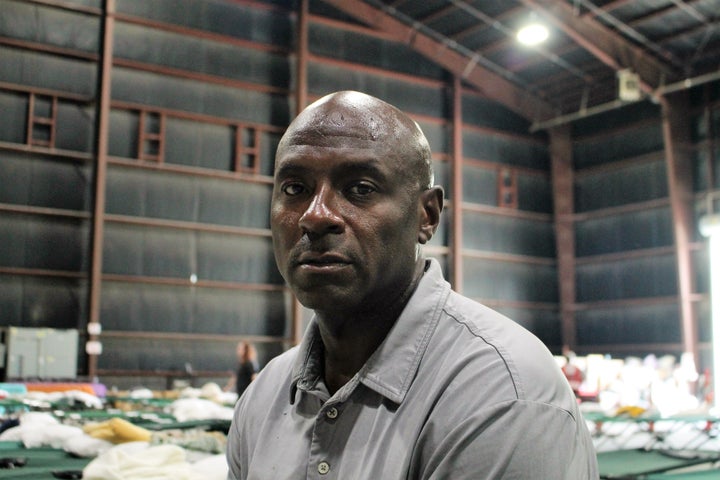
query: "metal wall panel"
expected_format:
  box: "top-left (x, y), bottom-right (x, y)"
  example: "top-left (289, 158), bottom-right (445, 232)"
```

top-left (0, 91), bottom-right (29, 143)
top-left (0, 47), bottom-right (97, 95)
top-left (517, 173), bottom-right (553, 214)
top-left (463, 211), bottom-right (556, 257)
top-left (105, 169), bottom-right (272, 228)
top-left (0, 214), bottom-right (89, 271)
top-left (0, 276), bottom-right (87, 330)
top-left (575, 159), bottom-right (668, 212)
top-left (100, 283), bottom-right (286, 336)
top-left (494, 306), bottom-right (561, 349)
top-left (462, 94), bottom-right (533, 133)
top-left (114, 22), bottom-right (291, 88)
top-left (0, 1), bottom-right (100, 52)
top-left (573, 122), bottom-right (664, 169)
top-left (576, 254), bottom-right (678, 302)
top-left (0, 153), bottom-right (92, 211)
top-left (575, 207), bottom-right (674, 256)
top-left (576, 304), bottom-right (681, 345)
top-left (308, 23), bottom-right (445, 80)
top-left (110, 68), bottom-right (290, 124)
top-left (463, 129), bottom-right (549, 169)
top-left (463, 258), bottom-right (558, 303)
top-left (307, 63), bottom-right (447, 118)
top-left (116, 0), bottom-right (294, 46)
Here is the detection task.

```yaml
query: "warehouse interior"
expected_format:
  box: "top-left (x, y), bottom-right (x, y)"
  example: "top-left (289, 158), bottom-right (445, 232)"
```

top-left (2, 0), bottom-right (720, 477)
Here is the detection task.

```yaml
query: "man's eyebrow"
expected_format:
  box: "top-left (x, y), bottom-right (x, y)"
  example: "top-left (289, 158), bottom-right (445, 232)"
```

top-left (274, 159), bottom-right (386, 179)
top-left (273, 162), bottom-right (310, 179)
top-left (339, 161), bottom-right (386, 178)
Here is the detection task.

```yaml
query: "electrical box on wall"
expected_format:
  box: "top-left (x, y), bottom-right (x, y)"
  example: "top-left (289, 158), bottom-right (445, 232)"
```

top-left (3, 327), bottom-right (78, 380)
top-left (617, 69), bottom-right (642, 101)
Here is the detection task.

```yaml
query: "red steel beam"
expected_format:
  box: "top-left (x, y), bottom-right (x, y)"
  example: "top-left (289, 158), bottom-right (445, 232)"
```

top-left (520, 0), bottom-right (676, 94)
top-left (320, 0), bottom-right (554, 120)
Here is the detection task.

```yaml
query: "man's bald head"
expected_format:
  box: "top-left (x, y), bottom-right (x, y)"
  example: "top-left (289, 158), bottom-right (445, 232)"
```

top-left (277, 91), bottom-right (434, 189)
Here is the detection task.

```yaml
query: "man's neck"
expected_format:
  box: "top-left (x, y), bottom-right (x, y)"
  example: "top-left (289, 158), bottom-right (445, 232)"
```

top-left (318, 313), bottom-right (396, 395)
top-left (316, 260), bottom-right (427, 395)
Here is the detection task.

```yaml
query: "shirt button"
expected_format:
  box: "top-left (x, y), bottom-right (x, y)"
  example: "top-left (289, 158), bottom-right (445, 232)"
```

top-left (318, 461), bottom-right (330, 475)
top-left (326, 407), bottom-right (338, 419)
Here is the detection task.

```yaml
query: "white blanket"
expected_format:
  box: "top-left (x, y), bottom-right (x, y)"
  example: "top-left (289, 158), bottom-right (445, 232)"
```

top-left (83, 443), bottom-right (227, 480)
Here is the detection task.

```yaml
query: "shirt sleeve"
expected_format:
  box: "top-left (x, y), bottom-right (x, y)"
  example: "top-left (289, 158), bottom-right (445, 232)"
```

top-left (226, 394), bottom-right (248, 480)
top-left (416, 399), bottom-right (598, 480)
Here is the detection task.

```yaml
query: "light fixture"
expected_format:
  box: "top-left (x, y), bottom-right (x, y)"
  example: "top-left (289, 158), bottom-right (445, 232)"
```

top-left (700, 212), bottom-right (720, 413)
top-left (87, 322), bottom-right (102, 336)
top-left (617, 69), bottom-right (642, 101)
top-left (516, 22), bottom-right (549, 46)
top-left (85, 340), bottom-right (103, 355)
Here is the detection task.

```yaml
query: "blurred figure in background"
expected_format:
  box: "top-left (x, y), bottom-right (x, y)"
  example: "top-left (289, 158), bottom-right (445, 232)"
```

top-left (561, 348), bottom-right (585, 399)
top-left (225, 341), bottom-right (258, 398)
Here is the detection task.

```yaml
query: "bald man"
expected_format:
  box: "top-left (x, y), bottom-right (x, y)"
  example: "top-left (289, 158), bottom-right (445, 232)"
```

top-left (226, 91), bottom-right (598, 479)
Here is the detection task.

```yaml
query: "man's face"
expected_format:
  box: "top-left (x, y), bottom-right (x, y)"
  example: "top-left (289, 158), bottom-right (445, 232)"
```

top-left (270, 120), bottom-right (422, 317)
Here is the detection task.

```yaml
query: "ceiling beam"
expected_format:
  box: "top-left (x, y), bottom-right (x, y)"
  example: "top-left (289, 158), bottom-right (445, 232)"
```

top-left (320, 0), bottom-right (555, 120)
top-left (519, 0), bottom-right (677, 94)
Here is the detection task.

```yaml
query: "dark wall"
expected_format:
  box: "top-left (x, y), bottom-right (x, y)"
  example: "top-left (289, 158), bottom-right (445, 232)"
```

top-left (4, 0), bottom-right (714, 383)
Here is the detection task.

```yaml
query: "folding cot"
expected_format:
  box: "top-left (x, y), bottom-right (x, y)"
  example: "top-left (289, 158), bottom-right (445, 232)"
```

top-left (598, 448), bottom-right (720, 479)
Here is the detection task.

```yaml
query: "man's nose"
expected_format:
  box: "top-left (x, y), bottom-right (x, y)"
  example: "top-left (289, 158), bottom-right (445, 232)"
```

top-left (298, 186), bottom-right (344, 235)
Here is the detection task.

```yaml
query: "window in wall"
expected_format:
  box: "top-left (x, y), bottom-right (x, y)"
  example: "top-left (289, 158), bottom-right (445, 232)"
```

top-left (27, 93), bottom-right (57, 148)
top-left (497, 167), bottom-right (518, 208)
top-left (138, 110), bottom-right (164, 162)
top-left (235, 125), bottom-right (260, 175)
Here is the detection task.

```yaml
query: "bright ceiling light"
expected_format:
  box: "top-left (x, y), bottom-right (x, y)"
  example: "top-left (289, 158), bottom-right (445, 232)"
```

top-left (516, 23), bottom-right (549, 46)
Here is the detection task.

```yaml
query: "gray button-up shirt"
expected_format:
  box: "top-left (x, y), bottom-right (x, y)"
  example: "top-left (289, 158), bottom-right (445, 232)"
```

top-left (227, 259), bottom-right (599, 479)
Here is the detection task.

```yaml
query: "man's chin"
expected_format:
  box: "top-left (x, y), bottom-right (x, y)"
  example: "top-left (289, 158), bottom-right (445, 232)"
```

top-left (294, 287), bottom-right (358, 312)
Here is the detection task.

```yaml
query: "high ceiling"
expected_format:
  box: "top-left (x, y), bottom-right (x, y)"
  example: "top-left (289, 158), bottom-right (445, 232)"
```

top-left (322, 0), bottom-right (720, 129)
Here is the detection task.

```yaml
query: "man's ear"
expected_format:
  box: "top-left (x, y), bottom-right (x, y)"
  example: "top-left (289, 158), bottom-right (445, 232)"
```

top-left (418, 186), bottom-right (444, 244)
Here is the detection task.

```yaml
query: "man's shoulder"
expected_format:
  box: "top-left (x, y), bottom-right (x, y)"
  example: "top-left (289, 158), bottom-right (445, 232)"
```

top-left (437, 291), bottom-right (571, 405)
top-left (441, 290), bottom-right (547, 354)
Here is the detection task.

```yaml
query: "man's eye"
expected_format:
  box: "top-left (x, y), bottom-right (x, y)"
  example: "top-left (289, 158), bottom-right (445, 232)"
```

top-left (281, 183), bottom-right (305, 196)
top-left (348, 183), bottom-right (375, 196)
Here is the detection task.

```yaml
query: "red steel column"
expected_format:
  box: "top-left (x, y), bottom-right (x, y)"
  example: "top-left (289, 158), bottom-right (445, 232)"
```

top-left (549, 125), bottom-right (577, 351)
top-left (291, 0), bottom-right (310, 345)
top-left (295, 0), bottom-right (309, 116)
top-left (661, 92), bottom-right (698, 362)
top-left (451, 77), bottom-right (464, 293)
top-left (88, 0), bottom-right (115, 378)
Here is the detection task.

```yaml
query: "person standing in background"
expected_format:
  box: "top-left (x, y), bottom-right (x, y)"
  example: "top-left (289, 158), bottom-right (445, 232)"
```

top-left (225, 341), bottom-right (258, 398)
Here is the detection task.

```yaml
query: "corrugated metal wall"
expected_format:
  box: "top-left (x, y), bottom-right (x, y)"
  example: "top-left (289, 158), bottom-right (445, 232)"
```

top-left (2, 0), bottom-right (717, 383)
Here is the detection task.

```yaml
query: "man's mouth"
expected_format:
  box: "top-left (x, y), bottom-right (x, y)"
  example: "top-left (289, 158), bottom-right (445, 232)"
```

top-left (295, 253), bottom-right (351, 270)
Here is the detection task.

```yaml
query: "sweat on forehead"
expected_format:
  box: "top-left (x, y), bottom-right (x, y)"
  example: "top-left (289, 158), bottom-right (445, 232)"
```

top-left (281, 91), bottom-right (419, 145)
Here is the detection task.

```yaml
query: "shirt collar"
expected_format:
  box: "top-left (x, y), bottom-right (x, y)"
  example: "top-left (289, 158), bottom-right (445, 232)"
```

top-left (289, 258), bottom-right (450, 405)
